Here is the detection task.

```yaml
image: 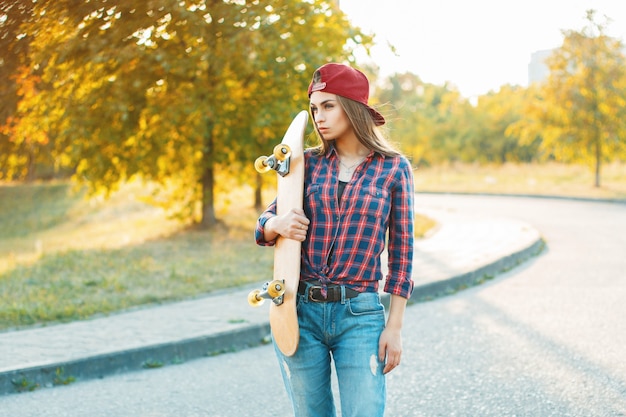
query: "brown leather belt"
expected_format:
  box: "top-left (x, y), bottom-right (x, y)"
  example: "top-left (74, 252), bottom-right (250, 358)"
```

top-left (298, 281), bottom-right (360, 303)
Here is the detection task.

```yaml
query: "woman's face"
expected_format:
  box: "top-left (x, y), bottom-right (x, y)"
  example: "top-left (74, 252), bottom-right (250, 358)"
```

top-left (310, 91), bottom-right (353, 141)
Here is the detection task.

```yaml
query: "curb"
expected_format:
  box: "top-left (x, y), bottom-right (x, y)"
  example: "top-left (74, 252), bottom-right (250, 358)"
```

top-left (409, 236), bottom-right (545, 303)
top-left (1, 325), bottom-right (271, 395)
top-left (381, 237), bottom-right (544, 309)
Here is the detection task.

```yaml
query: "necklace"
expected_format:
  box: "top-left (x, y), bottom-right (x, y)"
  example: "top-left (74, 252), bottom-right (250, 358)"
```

top-left (338, 156), bottom-right (366, 182)
top-left (339, 157), bottom-right (366, 174)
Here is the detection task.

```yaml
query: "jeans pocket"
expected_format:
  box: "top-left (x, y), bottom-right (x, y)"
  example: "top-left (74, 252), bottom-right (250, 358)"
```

top-left (347, 293), bottom-right (385, 316)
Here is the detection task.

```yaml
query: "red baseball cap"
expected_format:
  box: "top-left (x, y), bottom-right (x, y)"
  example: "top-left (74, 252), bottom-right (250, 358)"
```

top-left (308, 63), bottom-right (385, 126)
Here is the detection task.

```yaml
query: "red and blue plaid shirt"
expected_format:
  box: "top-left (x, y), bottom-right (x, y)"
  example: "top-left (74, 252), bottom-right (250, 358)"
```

top-left (255, 145), bottom-right (414, 299)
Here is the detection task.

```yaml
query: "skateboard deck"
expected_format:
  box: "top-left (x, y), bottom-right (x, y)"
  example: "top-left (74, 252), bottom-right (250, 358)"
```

top-left (248, 110), bottom-right (307, 356)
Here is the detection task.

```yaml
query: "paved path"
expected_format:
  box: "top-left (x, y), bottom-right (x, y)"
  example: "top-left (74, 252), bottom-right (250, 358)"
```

top-left (1, 194), bottom-right (624, 416)
top-left (0, 197), bottom-right (542, 395)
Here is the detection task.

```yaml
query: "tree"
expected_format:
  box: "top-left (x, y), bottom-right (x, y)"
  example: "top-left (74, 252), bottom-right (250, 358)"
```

top-left (376, 72), bottom-right (432, 165)
top-left (471, 85), bottom-right (540, 163)
top-left (2, 0), bottom-right (371, 227)
top-left (0, 0), bottom-right (46, 180)
top-left (377, 72), bottom-right (473, 166)
top-left (512, 10), bottom-right (626, 187)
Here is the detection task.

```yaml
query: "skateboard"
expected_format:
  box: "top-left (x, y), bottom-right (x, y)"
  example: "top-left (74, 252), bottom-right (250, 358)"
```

top-left (248, 110), bottom-right (308, 357)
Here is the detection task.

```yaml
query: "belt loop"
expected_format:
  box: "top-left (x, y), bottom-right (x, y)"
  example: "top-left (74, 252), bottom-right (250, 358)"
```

top-left (301, 281), bottom-right (309, 304)
top-left (340, 286), bottom-right (346, 304)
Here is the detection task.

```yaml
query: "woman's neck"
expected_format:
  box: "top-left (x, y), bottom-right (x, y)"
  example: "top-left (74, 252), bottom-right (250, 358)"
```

top-left (335, 139), bottom-right (369, 182)
top-left (334, 138), bottom-right (369, 161)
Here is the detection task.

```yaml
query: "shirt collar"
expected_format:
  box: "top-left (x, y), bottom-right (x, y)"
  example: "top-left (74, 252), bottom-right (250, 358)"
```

top-left (328, 142), bottom-right (377, 161)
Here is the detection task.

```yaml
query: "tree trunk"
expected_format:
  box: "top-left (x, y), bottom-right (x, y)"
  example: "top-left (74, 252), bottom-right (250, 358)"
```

top-left (592, 107), bottom-right (601, 188)
top-left (254, 172), bottom-right (263, 211)
top-left (594, 136), bottom-right (601, 188)
top-left (200, 163), bottom-right (218, 228)
top-left (199, 122), bottom-right (218, 229)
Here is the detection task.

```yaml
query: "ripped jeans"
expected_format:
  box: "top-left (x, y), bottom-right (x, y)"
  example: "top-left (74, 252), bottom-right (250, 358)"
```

top-left (274, 287), bottom-right (387, 417)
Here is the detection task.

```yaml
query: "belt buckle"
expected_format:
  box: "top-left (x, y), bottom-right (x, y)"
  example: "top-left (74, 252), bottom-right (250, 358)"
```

top-left (308, 286), bottom-right (325, 302)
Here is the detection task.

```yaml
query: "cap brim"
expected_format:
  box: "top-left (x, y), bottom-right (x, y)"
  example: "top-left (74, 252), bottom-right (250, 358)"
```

top-left (368, 106), bottom-right (386, 126)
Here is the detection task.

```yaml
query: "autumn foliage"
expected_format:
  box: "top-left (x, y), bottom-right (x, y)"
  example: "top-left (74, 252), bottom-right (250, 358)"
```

top-left (1, 4), bottom-right (625, 227)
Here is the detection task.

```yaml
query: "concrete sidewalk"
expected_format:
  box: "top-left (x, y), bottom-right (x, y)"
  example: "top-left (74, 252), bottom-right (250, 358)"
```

top-left (0, 207), bottom-right (544, 395)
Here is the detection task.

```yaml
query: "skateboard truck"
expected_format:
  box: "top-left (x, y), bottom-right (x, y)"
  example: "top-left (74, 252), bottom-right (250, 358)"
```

top-left (248, 279), bottom-right (286, 307)
top-left (254, 144), bottom-right (292, 177)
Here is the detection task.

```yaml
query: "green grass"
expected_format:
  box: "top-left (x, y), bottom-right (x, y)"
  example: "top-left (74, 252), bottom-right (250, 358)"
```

top-left (1, 162), bottom-right (624, 330)
top-left (0, 180), bottom-right (272, 330)
top-left (0, 230), bottom-right (269, 329)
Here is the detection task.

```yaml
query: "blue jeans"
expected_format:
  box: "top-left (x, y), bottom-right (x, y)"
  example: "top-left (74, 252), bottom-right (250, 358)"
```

top-left (274, 286), bottom-right (387, 417)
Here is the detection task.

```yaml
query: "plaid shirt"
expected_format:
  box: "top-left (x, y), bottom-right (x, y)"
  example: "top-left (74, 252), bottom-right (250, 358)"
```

top-left (255, 145), bottom-right (414, 299)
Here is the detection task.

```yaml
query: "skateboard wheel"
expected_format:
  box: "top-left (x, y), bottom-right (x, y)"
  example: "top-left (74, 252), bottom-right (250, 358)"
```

top-left (273, 144), bottom-right (291, 161)
top-left (254, 156), bottom-right (272, 173)
top-left (248, 289), bottom-right (265, 307)
top-left (267, 280), bottom-right (285, 298)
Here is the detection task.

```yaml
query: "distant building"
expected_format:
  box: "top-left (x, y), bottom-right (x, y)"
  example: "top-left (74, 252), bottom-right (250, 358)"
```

top-left (529, 45), bottom-right (626, 86)
top-left (528, 49), bottom-right (554, 85)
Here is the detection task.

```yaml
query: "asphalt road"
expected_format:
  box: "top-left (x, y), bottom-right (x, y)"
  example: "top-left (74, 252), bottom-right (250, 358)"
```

top-left (2, 194), bottom-right (625, 417)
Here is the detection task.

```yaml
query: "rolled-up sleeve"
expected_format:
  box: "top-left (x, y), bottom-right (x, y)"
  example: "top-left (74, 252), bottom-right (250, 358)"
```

top-left (255, 199), bottom-right (278, 246)
top-left (383, 157), bottom-right (415, 299)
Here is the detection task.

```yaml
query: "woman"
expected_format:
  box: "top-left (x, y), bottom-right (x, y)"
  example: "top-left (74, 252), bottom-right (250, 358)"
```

top-left (255, 63), bottom-right (414, 417)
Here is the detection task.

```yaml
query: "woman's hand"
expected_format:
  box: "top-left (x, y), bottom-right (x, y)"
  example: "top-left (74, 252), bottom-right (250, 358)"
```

top-left (379, 294), bottom-right (407, 374)
top-left (379, 326), bottom-right (402, 375)
top-left (264, 208), bottom-right (310, 242)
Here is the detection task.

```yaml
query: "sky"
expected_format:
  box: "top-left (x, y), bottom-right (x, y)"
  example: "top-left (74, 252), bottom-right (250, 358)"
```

top-left (339, 0), bottom-right (626, 98)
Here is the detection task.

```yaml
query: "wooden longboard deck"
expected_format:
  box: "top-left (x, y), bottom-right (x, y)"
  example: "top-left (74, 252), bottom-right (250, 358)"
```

top-left (268, 110), bottom-right (307, 356)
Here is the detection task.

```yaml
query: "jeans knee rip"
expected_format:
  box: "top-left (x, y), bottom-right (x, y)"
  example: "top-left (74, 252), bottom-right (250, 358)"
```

top-left (281, 358), bottom-right (292, 380)
top-left (369, 354), bottom-right (378, 376)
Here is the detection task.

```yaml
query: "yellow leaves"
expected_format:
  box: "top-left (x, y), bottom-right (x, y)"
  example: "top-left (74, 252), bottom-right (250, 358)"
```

top-left (138, 113), bottom-right (161, 132)
top-left (121, 136), bottom-right (137, 154)
top-left (146, 79), bottom-right (168, 96)
top-left (2, 154), bottom-right (29, 180)
top-left (1, 0), bottom-right (377, 223)
top-left (13, 67), bottom-right (41, 100)
top-left (527, 12), bottom-right (626, 167)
